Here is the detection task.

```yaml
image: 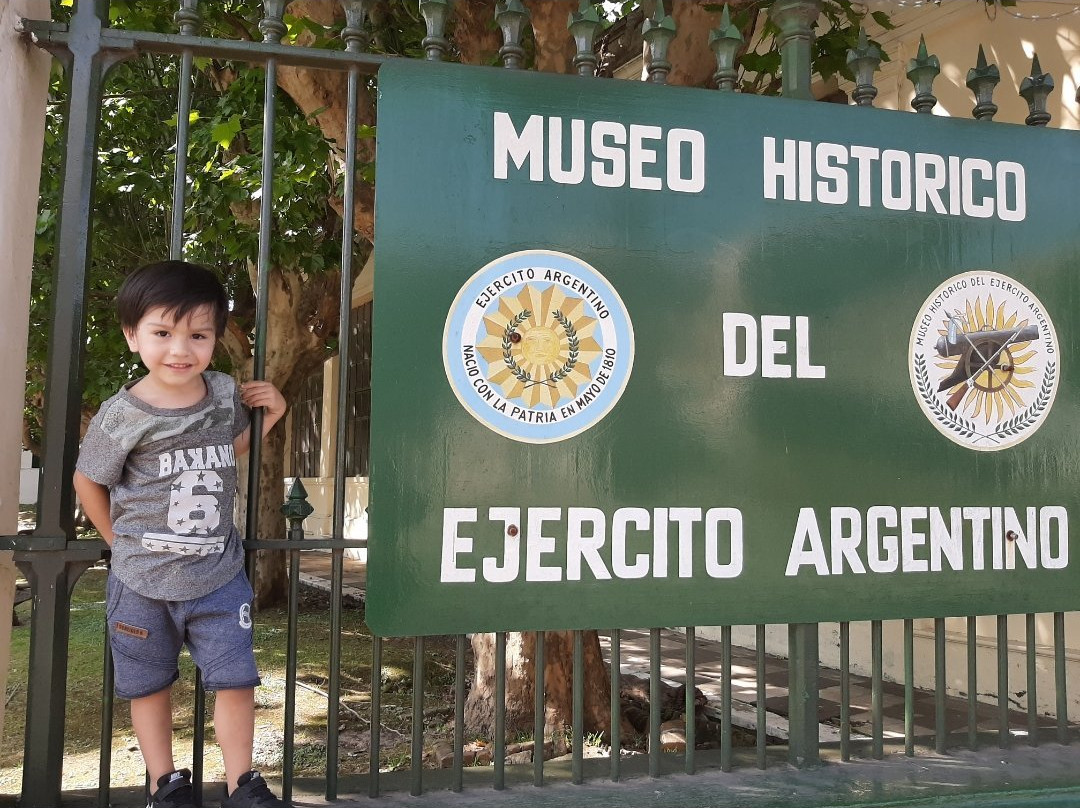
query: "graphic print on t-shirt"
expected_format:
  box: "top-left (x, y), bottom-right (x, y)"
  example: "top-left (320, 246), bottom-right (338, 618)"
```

top-left (142, 442), bottom-right (237, 555)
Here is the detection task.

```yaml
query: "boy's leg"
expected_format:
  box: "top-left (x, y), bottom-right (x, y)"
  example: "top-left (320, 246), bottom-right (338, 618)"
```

top-left (130, 687), bottom-right (176, 785)
top-left (213, 687), bottom-right (254, 793)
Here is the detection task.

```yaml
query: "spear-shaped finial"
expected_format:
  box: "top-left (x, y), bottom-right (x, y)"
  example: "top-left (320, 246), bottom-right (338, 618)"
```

top-left (642, 0), bottom-right (677, 85)
top-left (1020, 52), bottom-right (1055, 126)
top-left (966, 44), bottom-right (1000, 121)
top-left (906, 35), bottom-right (940, 114)
top-left (846, 27), bottom-right (881, 107)
top-left (569, 0), bottom-right (602, 77)
top-left (495, 0), bottom-right (530, 69)
top-left (709, 4), bottom-right (743, 92)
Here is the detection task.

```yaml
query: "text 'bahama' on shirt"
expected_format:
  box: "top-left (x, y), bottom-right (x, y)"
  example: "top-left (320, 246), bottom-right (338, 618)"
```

top-left (76, 371), bottom-right (250, 601)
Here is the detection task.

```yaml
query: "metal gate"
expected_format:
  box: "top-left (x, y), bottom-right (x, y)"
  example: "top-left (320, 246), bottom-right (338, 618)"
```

top-left (5, 2), bottom-right (1080, 807)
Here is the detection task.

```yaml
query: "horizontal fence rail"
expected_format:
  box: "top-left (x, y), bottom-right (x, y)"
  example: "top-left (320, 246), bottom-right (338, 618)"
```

top-left (6, 1), bottom-right (1080, 807)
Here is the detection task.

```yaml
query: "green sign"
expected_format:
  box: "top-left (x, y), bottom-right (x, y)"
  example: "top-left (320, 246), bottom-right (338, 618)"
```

top-left (367, 59), bottom-right (1080, 637)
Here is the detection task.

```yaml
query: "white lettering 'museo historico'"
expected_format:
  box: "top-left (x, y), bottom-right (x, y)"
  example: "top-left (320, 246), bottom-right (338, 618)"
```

top-left (492, 111), bottom-right (706, 193)
top-left (763, 137), bottom-right (1026, 222)
top-left (441, 506), bottom-right (743, 583)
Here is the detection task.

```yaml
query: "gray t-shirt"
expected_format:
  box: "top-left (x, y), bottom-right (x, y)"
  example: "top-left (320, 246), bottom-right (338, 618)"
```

top-left (76, 371), bottom-right (250, 601)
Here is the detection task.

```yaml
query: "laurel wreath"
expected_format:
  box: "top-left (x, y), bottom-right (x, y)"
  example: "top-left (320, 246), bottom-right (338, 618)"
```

top-left (991, 361), bottom-right (1055, 439)
top-left (548, 310), bottom-right (580, 382)
top-left (914, 355), bottom-right (1055, 444)
top-left (502, 309), bottom-right (533, 384)
top-left (913, 355), bottom-right (978, 439)
top-left (501, 308), bottom-right (579, 386)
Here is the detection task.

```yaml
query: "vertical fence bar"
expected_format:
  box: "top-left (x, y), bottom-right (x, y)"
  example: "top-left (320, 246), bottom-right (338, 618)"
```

top-left (534, 631), bottom-right (545, 787)
top-left (326, 2), bottom-right (369, 796)
top-left (756, 624), bottom-right (766, 769)
top-left (572, 630), bottom-right (585, 784)
top-left (20, 1), bottom-right (117, 800)
top-left (872, 620), bottom-right (883, 760)
top-left (997, 615), bottom-right (1009, 748)
top-left (1055, 612), bottom-right (1067, 744)
top-left (410, 636), bottom-right (425, 796)
top-left (192, 672), bottom-right (205, 803)
top-left (245, 1), bottom-right (287, 551)
top-left (495, 632), bottom-right (507, 790)
top-left (369, 635), bottom-right (382, 798)
top-left (787, 623), bottom-right (819, 768)
top-left (721, 625), bottom-right (733, 773)
top-left (935, 618), bottom-right (947, 753)
top-left (1027, 614), bottom-right (1038, 746)
top-left (609, 629), bottom-right (621, 782)
top-left (98, 638), bottom-right (114, 808)
top-left (840, 622), bottom-right (850, 761)
top-left (649, 628), bottom-right (662, 777)
top-left (685, 627), bottom-right (696, 775)
top-left (281, 532), bottom-right (303, 802)
top-left (169, 1), bottom-right (199, 259)
top-left (454, 635), bottom-right (466, 792)
top-left (967, 616), bottom-right (978, 750)
top-left (904, 619), bottom-right (914, 757)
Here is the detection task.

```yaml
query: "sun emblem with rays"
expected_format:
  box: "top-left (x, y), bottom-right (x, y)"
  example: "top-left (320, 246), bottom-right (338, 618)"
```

top-left (474, 283), bottom-right (603, 408)
top-left (910, 271), bottom-right (1058, 452)
top-left (932, 295), bottom-right (1039, 424)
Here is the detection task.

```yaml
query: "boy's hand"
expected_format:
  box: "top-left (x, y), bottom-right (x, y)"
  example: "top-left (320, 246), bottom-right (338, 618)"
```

top-left (240, 380), bottom-right (286, 420)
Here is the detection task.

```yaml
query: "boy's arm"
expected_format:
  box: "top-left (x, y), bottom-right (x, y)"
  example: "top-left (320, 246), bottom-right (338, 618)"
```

top-left (234, 380), bottom-right (287, 457)
top-left (73, 470), bottom-right (115, 545)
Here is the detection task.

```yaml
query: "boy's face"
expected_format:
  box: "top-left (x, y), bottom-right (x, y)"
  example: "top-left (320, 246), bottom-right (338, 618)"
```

top-left (124, 305), bottom-right (217, 394)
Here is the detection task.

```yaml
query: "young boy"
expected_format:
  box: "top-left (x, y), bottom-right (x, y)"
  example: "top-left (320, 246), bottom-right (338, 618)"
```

top-left (73, 260), bottom-right (288, 808)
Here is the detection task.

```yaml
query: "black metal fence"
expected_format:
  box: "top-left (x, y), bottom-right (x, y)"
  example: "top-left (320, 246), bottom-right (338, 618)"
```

top-left (6, 1), bottom-right (1079, 806)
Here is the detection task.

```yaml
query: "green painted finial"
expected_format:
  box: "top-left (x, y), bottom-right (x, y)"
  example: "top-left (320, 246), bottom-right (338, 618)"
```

top-left (709, 4), bottom-right (743, 92)
top-left (259, 0), bottom-right (287, 44)
top-left (174, 0), bottom-right (200, 37)
top-left (768, 0), bottom-right (822, 101)
top-left (1020, 52), bottom-right (1055, 127)
top-left (568, 0), bottom-right (602, 78)
top-left (642, 0), bottom-right (677, 85)
top-left (281, 478), bottom-right (314, 539)
top-left (495, 0), bottom-right (530, 69)
top-left (846, 26), bottom-right (881, 107)
top-left (341, 0), bottom-right (373, 53)
top-left (906, 34), bottom-right (940, 114)
top-left (966, 45), bottom-right (1000, 121)
top-left (419, 0), bottom-right (452, 61)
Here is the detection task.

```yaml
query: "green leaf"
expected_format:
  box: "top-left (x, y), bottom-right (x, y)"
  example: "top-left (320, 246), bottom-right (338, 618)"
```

top-left (211, 114), bottom-right (243, 149)
top-left (871, 11), bottom-right (895, 30)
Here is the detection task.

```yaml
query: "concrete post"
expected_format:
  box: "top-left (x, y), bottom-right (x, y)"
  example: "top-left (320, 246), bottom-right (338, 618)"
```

top-left (0, 0), bottom-right (51, 746)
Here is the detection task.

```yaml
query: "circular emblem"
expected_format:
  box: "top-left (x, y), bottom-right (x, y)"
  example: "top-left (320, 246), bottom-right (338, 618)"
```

top-left (443, 250), bottom-right (635, 444)
top-left (909, 271), bottom-right (1058, 451)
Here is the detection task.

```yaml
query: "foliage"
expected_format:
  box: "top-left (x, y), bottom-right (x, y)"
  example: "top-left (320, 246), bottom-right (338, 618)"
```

top-left (29, 5), bottom-right (350, 448)
top-left (28, 0), bottom-right (897, 450)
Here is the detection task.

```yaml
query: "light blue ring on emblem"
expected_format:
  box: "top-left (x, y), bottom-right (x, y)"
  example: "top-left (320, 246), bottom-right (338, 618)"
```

top-left (443, 250), bottom-right (635, 444)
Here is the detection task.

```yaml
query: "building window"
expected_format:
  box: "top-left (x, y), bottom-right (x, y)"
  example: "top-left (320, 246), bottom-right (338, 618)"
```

top-left (290, 370), bottom-right (324, 478)
top-left (345, 302), bottom-right (372, 477)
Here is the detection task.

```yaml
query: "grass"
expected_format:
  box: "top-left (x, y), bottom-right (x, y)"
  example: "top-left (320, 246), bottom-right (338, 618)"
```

top-left (2, 564), bottom-right (463, 795)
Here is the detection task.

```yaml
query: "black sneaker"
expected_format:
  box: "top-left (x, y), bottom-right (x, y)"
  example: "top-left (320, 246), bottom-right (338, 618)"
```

top-left (147, 769), bottom-right (196, 808)
top-left (221, 771), bottom-right (289, 808)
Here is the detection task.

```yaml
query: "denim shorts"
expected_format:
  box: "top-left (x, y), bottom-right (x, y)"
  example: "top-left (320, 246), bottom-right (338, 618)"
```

top-left (105, 569), bottom-right (261, 700)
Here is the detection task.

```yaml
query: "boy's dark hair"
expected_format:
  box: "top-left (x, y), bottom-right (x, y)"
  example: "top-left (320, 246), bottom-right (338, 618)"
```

top-left (117, 260), bottom-right (229, 338)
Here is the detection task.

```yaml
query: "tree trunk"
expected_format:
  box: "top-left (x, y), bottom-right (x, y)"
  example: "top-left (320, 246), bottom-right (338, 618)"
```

top-left (464, 630), bottom-right (611, 751)
top-left (225, 263), bottom-right (335, 608)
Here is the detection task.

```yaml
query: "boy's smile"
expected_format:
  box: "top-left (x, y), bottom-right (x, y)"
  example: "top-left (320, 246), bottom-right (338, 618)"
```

top-left (125, 305), bottom-right (217, 406)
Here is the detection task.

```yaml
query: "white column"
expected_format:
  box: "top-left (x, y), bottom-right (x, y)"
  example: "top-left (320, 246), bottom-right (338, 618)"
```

top-left (0, 0), bottom-right (52, 738)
